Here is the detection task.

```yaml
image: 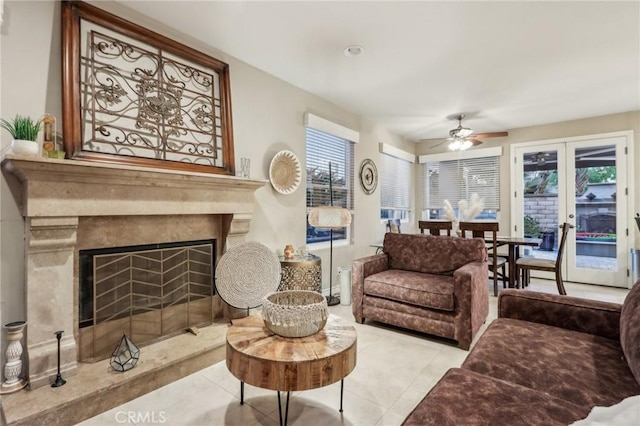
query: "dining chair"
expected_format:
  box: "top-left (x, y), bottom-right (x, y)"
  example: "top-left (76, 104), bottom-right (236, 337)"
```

top-left (458, 221), bottom-right (507, 297)
top-left (516, 222), bottom-right (571, 295)
top-left (418, 220), bottom-right (452, 236)
top-left (387, 219), bottom-right (402, 234)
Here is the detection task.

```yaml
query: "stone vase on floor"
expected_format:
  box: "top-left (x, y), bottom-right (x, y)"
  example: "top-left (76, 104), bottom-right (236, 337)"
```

top-left (0, 321), bottom-right (28, 394)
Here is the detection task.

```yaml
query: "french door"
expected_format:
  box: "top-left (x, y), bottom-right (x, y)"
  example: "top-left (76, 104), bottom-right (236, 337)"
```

top-left (512, 134), bottom-right (631, 287)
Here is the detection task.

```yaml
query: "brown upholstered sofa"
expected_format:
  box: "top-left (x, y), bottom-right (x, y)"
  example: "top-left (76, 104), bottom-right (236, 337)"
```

top-left (403, 286), bottom-right (640, 425)
top-left (351, 232), bottom-right (489, 350)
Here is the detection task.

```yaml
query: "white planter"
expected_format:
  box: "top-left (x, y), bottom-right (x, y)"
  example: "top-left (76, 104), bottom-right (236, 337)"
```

top-left (11, 139), bottom-right (40, 156)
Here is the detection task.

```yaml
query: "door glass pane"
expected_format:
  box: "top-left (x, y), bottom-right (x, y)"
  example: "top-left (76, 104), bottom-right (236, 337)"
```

top-left (574, 145), bottom-right (617, 271)
top-left (522, 150), bottom-right (559, 260)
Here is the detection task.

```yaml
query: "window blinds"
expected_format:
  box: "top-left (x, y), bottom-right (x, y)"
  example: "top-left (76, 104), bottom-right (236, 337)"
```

top-left (305, 127), bottom-right (354, 210)
top-left (381, 153), bottom-right (412, 212)
top-left (422, 155), bottom-right (500, 210)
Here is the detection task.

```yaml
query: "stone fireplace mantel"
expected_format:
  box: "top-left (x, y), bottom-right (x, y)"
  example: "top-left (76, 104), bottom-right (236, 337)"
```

top-left (2, 155), bottom-right (266, 218)
top-left (1, 154), bottom-right (267, 389)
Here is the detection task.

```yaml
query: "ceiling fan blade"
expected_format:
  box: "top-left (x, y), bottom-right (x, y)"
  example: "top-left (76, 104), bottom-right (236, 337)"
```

top-left (429, 140), bottom-right (448, 149)
top-left (471, 132), bottom-right (508, 138)
top-left (468, 139), bottom-right (483, 146)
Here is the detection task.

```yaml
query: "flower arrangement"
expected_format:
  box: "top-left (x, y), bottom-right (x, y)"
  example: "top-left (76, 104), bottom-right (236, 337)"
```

top-left (443, 193), bottom-right (485, 231)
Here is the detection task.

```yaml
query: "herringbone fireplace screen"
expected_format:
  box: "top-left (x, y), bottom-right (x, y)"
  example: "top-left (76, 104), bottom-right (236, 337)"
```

top-left (78, 240), bottom-right (215, 362)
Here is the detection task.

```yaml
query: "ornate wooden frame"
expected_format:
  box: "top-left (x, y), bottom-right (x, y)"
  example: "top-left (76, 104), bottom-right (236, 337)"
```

top-left (61, 0), bottom-right (235, 175)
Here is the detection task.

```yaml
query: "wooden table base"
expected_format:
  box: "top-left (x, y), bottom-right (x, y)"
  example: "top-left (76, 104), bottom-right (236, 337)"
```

top-left (227, 314), bottom-right (357, 425)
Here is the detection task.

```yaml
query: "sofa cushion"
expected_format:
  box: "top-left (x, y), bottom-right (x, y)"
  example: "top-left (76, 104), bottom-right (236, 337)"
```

top-left (383, 233), bottom-right (486, 275)
top-left (402, 368), bottom-right (590, 426)
top-left (462, 318), bottom-right (640, 407)
top-left (620, 281), bottom-right (640, 385)
top-left (364, 269), bottom-right (454, 311)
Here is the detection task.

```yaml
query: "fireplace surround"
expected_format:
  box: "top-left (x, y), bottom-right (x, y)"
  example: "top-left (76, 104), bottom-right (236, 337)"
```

top-left (1, 155), bottom-right (265, 389)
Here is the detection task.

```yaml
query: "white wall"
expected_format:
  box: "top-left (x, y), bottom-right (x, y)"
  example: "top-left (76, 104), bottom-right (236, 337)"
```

top-left (0, 0), bottom-right (415, 339)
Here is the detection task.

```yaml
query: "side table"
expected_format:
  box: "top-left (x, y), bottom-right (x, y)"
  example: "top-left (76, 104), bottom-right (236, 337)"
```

top-left (278, 254), bottom-right (322, 292)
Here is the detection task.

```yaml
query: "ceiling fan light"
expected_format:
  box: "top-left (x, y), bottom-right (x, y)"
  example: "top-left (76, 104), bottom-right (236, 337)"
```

top-left (458, 128), bottom-right (473, 138)
top-left (448, 139), bottom-right (461, 151)
top-left (461, 140), bottom-right (473, 150)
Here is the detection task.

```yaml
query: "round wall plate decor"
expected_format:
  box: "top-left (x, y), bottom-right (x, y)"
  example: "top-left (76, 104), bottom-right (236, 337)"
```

top-left (359, 159), bottom-right (378, 194)
top-left (269, 150), bottom-right (302, 194)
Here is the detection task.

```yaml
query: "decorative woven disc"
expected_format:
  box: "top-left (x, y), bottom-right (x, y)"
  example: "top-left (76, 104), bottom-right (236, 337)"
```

top-left (216, 242), bottom-right (281, 309)
top-left (269, 150), bottom-right (302, 194)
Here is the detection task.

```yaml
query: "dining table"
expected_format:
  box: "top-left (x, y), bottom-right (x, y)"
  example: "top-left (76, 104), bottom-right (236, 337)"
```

top-left (491, 236), bottom-right (541, 289)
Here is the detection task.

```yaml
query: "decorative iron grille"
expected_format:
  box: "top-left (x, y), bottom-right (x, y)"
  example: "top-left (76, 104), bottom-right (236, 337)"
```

top-left (62, 1), bottom-right (235, 175)
top-left (82, 31), bottom-right (223, 166)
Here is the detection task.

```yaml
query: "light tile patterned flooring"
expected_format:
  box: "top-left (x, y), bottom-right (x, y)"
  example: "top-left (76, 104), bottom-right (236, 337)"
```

top-left (79, 280), bottom-right (629, 426)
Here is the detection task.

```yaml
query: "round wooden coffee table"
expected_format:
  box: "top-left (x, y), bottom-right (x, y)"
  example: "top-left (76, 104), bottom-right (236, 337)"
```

top-left (226, 314), bottom-right (357, 425)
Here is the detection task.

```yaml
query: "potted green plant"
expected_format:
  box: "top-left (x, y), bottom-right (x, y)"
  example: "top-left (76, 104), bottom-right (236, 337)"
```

top-left (523, 215), bottom-right (541, 238)
top-left (0, 115), bottom-right (42, 156)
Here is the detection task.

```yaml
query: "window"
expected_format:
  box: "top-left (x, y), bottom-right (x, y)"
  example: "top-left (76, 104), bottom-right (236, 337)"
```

top-left (380, 152), bottom-right (412, 221)
top-left (305, 122), bottom-right (355, 245)
top-left (420, 148), bottom-right (501, 220)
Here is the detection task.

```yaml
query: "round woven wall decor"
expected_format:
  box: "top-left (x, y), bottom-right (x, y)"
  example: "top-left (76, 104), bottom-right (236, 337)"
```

top-left (216, 242), bottom-right (281, 309)
top-left (269, 150), bottom-right (302, 194)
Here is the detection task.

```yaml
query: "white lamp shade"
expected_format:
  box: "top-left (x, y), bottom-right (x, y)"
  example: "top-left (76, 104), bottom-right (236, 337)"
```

top-left (308, 206), bottom-right (352, 228)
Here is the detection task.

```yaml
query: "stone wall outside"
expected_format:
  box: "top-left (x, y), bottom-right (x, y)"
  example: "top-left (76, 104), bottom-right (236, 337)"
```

top-left (524, 195), bottom-right (559, 233)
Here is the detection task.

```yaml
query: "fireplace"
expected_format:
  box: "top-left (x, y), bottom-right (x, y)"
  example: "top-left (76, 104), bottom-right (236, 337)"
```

top-left (78, 239), bottom-right (216, 362)
top-left (1, 155), bottom-right (265, 389)
top-left (578, 213), bottom-right (616, 234)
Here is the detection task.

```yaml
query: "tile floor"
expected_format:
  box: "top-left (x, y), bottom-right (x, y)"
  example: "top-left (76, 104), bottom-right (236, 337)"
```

top-left (79, 280), bottom-right (629, 426)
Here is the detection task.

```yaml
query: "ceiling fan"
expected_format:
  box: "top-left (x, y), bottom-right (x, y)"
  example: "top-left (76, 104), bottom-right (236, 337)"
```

top-left (526, 152), bottom-right (552, 166)
top-left (431, 114), bottom-right (508, 150)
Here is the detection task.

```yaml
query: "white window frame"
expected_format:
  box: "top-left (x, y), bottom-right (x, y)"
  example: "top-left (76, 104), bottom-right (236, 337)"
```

top-left (379, 143), bottom-right (415, 224)
top-left (419, 147), bottom-right (502, 220)
top-left (304, 113), bottom-right (358, 248)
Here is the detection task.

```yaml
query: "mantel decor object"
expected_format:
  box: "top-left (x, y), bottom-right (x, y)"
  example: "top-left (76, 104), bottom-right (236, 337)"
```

top-left (61, 1), bottom-right (235, 175)
top-left (110, 334), bottom-right (140, 372)
top-left (0, 321), bottom-right (28, 394)
top-left (269, 150), bottom-right (302, 194)
top-left (1, 115), bottom-right (42, 157)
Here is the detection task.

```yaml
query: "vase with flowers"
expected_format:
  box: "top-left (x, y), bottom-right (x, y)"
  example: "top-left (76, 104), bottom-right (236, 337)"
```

top-left (443, 193), bottom-right (485, 235)
top-left (1, 115), bottom-right (42, 157)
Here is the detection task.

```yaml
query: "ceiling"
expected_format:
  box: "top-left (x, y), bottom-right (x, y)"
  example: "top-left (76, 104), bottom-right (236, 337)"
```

top-left (117, 1), bottom-right (640, 142)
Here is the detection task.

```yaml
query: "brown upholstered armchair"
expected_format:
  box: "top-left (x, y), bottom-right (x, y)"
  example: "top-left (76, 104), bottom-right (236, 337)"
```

top-left (351, 233), bottom-right (489, 349)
